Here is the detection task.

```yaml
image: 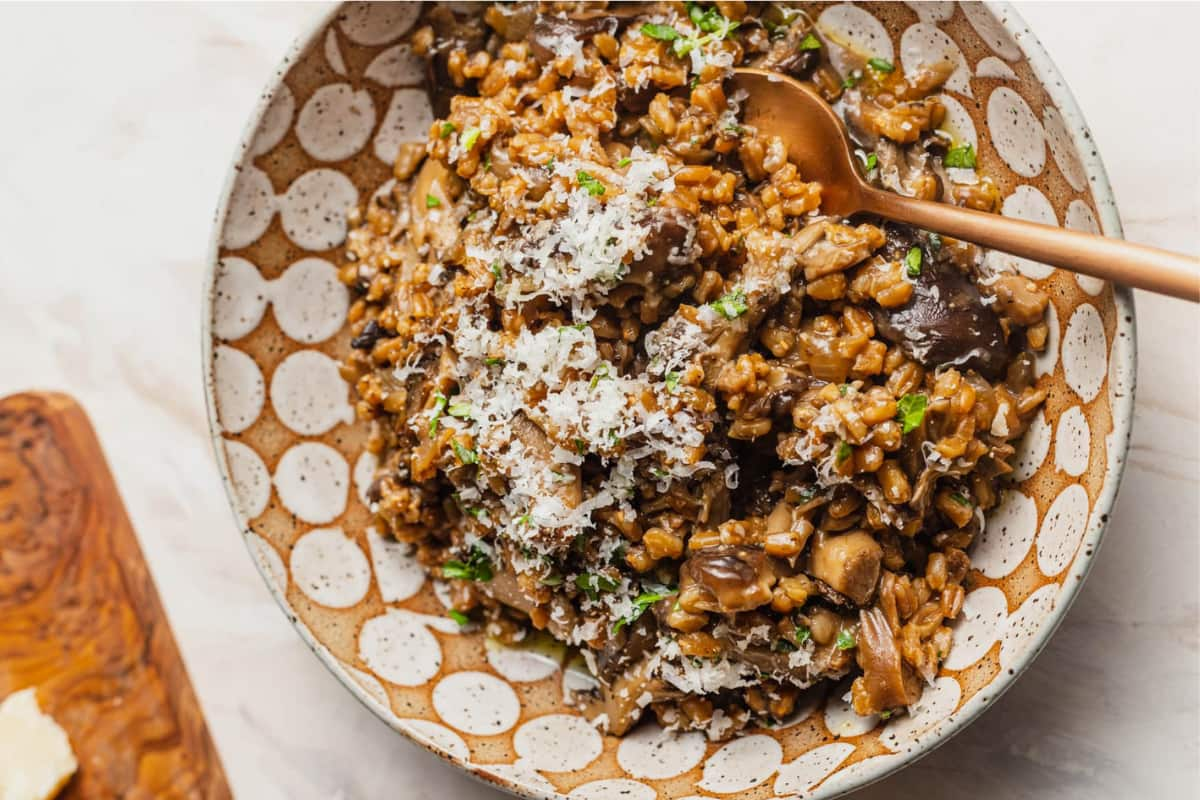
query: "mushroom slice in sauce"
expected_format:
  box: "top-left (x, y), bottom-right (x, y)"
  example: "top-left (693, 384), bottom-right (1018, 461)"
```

top-left (681, 545), bottom-right (777, 613)
top-left (854, 606), bottom-right (922, 713)
top-left (872, 255), bottom-right (1008, 379)
top-left (807, 531), bottom-right (883, 607)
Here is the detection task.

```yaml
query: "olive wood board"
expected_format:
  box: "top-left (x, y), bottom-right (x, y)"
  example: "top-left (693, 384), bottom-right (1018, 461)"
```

top-left (0, 392), bottom-right (232, 798)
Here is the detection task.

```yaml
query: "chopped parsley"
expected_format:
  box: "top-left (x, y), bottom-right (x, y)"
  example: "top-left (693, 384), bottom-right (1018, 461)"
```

top-left (447, 609), bottom-right (471, 626)
top-left (613, 587), bottom-right (677, 632)
top-left (558, 323), bottom-right (588, 334)
top-left (671, 3), bottom-right (740, 57)
top-left (665, 371), bottom-right (681, 393)
top-left (516, 513), bottom-right (532, 526)
top-left (725, 123), bottom-right (745, 135)
top-left (428, 393), bottom-right (448, 435)
top-left (688, 1), bottom-right (725, 33)
top-left (795, 626), bottom-right (812, 645)
top-left (590, 363), bottom-right (612, 389)
top-left (762, 7), bottom-right (802, 37)
top-left (864, 152), bottom-right (878, 172)
top-left (950, 492), bottom-right (973, 507)
top-left (837, 441), bottom-right (852, 463)
top-left (839, 383), bottom-right (850, 396)
top-left (539, 573), bottom-right (563, 586)
top-left (897, 393), bottom-right (928, 434)
top-left (425, 194), bottom-right (441, 209)
top-left (451, 439), bottom-right (478, 465)
top-left (447, 401), bottom-right (472, 419)
top-left (836, 628), bottom-right (857, 650)
top-left (640, 22), bottom-right (680, 41)
top-left (674, 32), bottom-right (724, 57)
top-left (842, 70), bottom-right (861, 89)
top-left (943, 143), bottom-right (977, 169)
top-left (484, 356), bottom-right (505, 366)
top-left (868, 57), bottom-right (895, 73)
top-left (491, 260), bottom-right (503, 284)
top-left (709, 288), bottom-right (748, 319)
top-left (463, 506), bottom-right (487, 519)
top-left (443, 546), bottom-right (493, 582)
top-left (576, 170), bottom-right (606, 196)
top-left (617, 156), bottom-right (633, 168)
top-left (880, 709), bottom-right (893, 720)
top-left (439, 121), bottom-right (456, 139)
top-left (905, 246), bottom-right (923, 277)
top-left (575, 572), bottom-right (620, 600)
top-left (798, 32), bottom-right (822, 50)
top-left (460, 126), bottom-right (480, 150)
top-left (928, 232), bottom-right (943, 251)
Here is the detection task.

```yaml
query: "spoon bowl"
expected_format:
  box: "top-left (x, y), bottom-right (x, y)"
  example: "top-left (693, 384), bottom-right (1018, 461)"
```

top-left (732, 68), bottom-right (865, 217)
top-left (731, 67), bottom-right (1200, 301)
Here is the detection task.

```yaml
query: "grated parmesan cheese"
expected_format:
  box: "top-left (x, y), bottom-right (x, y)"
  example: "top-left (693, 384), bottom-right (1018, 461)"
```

top-left (705, 708), bottom-right (735, 740)
top-left (657, 639), bottom-right (758, 694)
top-left (436, 311), bottom-right (717, 558)
top-left (538, 24), bottom-right (588, 72)
top-left (468, 151), bottom-right (683, 318)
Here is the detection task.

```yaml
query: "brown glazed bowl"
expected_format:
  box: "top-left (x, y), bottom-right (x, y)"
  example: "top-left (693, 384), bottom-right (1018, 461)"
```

top-left (203, 3), bottom-right (1135, 797)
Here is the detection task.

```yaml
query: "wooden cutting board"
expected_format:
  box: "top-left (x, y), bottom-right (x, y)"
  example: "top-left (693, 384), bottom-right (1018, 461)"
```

top-left (0, 392), bottom-right (231, 799)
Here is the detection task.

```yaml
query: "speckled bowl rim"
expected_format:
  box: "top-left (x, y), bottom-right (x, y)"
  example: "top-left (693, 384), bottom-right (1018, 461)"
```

top-left (199, 3), bottom-right (1137, 798)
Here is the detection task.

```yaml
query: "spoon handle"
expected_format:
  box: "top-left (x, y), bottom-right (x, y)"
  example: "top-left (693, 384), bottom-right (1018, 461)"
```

top-left (861, 188), bottom-right (1200, 302)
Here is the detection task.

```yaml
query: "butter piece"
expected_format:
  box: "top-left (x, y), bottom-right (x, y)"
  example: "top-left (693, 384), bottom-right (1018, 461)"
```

top-left (0, 689), bottom-right (78, 800)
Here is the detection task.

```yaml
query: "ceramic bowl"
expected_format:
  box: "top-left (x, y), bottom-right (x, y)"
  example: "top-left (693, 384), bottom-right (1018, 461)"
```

top-left (202, 3), bottom-right (1136, 797)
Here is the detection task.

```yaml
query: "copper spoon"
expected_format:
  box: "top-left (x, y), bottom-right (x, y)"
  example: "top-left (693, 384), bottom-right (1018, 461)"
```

top-left (731, 68), bottom-right (1200, 302)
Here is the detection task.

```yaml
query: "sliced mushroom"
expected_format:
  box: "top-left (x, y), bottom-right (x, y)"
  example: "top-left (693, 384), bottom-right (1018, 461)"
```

top-left (583, 655), bottom-right (673, 736)
top-left (648, 221), bottom-right (827, 390)
top-left (871, 253), bottom-right (1008, 379)
top-left (696, 469), bottom-right (732, 526)
top-left (807, 530), bottom-right (882, 607)
top-left (681, 545), bottom-right (777, 613)
top-left (594, 614), bottom-right (659, 684)
top-left (853, 606), bottom-right (922, 713)
top-left (510, 411), bottom-right (581, 511)
top-left (631, 206), bottom-right (697, 275)
top-left (712, 628), bottom-right (851, 687)
top-left (743, 375), bottom-right (811, 420)
top-left (749, 19), bottom-right (820, 78)
top-left (526, 13), bottom-right (619, 64)
top-left (423, 6), bottom-right (488, 116)
top-left (410, 159), bottom-right (461, 258)
top-left (874, 139), bottom-right (943, 200)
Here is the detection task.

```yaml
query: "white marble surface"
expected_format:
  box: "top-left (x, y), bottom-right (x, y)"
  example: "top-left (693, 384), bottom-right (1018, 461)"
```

top-left (0, 3), bottom-right (1195, 798)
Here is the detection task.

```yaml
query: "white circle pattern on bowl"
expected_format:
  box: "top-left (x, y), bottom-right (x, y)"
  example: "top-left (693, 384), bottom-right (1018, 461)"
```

top-left (205, 4), bottom-right (1135, 798)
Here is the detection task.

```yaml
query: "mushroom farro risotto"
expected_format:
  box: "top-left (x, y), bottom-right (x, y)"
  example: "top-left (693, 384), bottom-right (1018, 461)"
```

top-left (339, 1), bottom-right (1051, 740)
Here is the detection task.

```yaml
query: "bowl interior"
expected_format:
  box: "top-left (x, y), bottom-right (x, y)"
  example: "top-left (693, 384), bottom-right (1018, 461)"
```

top-left (203, 3), bottom-right (1135, 798)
